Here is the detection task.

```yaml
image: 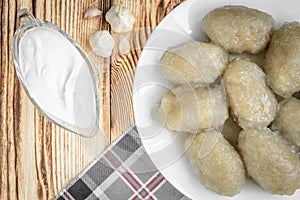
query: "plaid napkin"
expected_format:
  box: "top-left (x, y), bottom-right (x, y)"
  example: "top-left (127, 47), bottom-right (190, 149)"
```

top-left (55, 126), bottom-right (190, 200)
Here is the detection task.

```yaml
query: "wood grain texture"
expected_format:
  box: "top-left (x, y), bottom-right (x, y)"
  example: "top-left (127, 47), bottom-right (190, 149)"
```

top-left (0, 0), bottom-right (183, 199)
top-left (110, 0), bottom-right (183, 141)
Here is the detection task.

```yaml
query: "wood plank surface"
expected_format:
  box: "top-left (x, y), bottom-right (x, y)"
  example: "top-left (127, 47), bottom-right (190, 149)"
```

top-left (0, 0), bottom-right (183, 199)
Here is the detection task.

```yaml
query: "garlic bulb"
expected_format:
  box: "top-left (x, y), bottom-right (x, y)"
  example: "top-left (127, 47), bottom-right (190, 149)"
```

top-left (89, 30), bottom-right (115, 57)
top-left (84, 7), bottom-right (102, 19)
top-left (119, 37), bottom-right (130, 54)
top-left (105, 4), bottom-right (135, 33)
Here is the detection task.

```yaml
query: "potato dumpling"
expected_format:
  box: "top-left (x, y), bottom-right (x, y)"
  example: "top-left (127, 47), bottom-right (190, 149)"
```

top-left (221, 112), bottom-right (241, 147)
top-left (201, 5), bottom-right (274, 54)
top-left (185, 131), bottom-right (245, 196)
top-left (264, 22), bottom-right (300, 97)
top-left (223, 59), bottom-right (277, 129)
top-left (161, 41), bottom-right (228, 85)
top-left (238, 129), bottom-right (300, 195)
top-left (272, 97), bottom-right (300, 149)
top-left (156, 85), bottom-right (228, 133)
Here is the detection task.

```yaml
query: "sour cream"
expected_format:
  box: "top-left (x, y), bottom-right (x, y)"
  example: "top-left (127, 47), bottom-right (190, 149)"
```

top-left (19, 27), bottom-right (96, 130)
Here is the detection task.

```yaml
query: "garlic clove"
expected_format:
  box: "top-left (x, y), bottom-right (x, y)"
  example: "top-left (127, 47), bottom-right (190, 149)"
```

top-left (84, 7), bottom-right (102, 19)
top-left (119, 37), bottom-right (130, 54)
top-left (105, 5), bottom-right (135, 33)
top-left (89, 30), bottom-right (115, 57)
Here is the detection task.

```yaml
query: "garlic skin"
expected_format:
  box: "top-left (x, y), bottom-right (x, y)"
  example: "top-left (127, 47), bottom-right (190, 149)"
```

top-left (89, 30), bottom-right (115, 57)
top-left (105, 5), bottom-right (135, 33)
top-left (119, 37), bottom-right (130, 54)
top-left (84, 8), bottom-right (102, 19)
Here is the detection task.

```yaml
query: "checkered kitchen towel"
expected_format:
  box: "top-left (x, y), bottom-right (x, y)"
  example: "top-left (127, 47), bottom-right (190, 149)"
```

top-left (55, 126), bottom-right (190, 200)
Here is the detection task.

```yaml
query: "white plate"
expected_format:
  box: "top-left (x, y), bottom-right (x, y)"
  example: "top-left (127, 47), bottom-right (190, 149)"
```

top-left (133, 0), bottom-right (300, 199)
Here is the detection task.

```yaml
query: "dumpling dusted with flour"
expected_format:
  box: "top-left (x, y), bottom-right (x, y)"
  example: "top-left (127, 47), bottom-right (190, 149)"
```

top-left (272, 97), bottom-right (300, 149)
top-left (185, 131), bottom-right (246, 196)
top-left (156, 85), bottom-right (228, 134)
top-left (223, 59), bottom-right (277, 129)
top-left (264, 22), bottom-right (300, 97)
top-left (201, 5), bottom-right (274, 54)
top-left (238, 129), bottom-right (300, 195)
top-left (161, 41), bottom-right (228, 85)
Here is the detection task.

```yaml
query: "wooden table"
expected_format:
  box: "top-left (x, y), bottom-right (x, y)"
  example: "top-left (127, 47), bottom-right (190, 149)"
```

top-left (0, 0), bottom-right (183, 199)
